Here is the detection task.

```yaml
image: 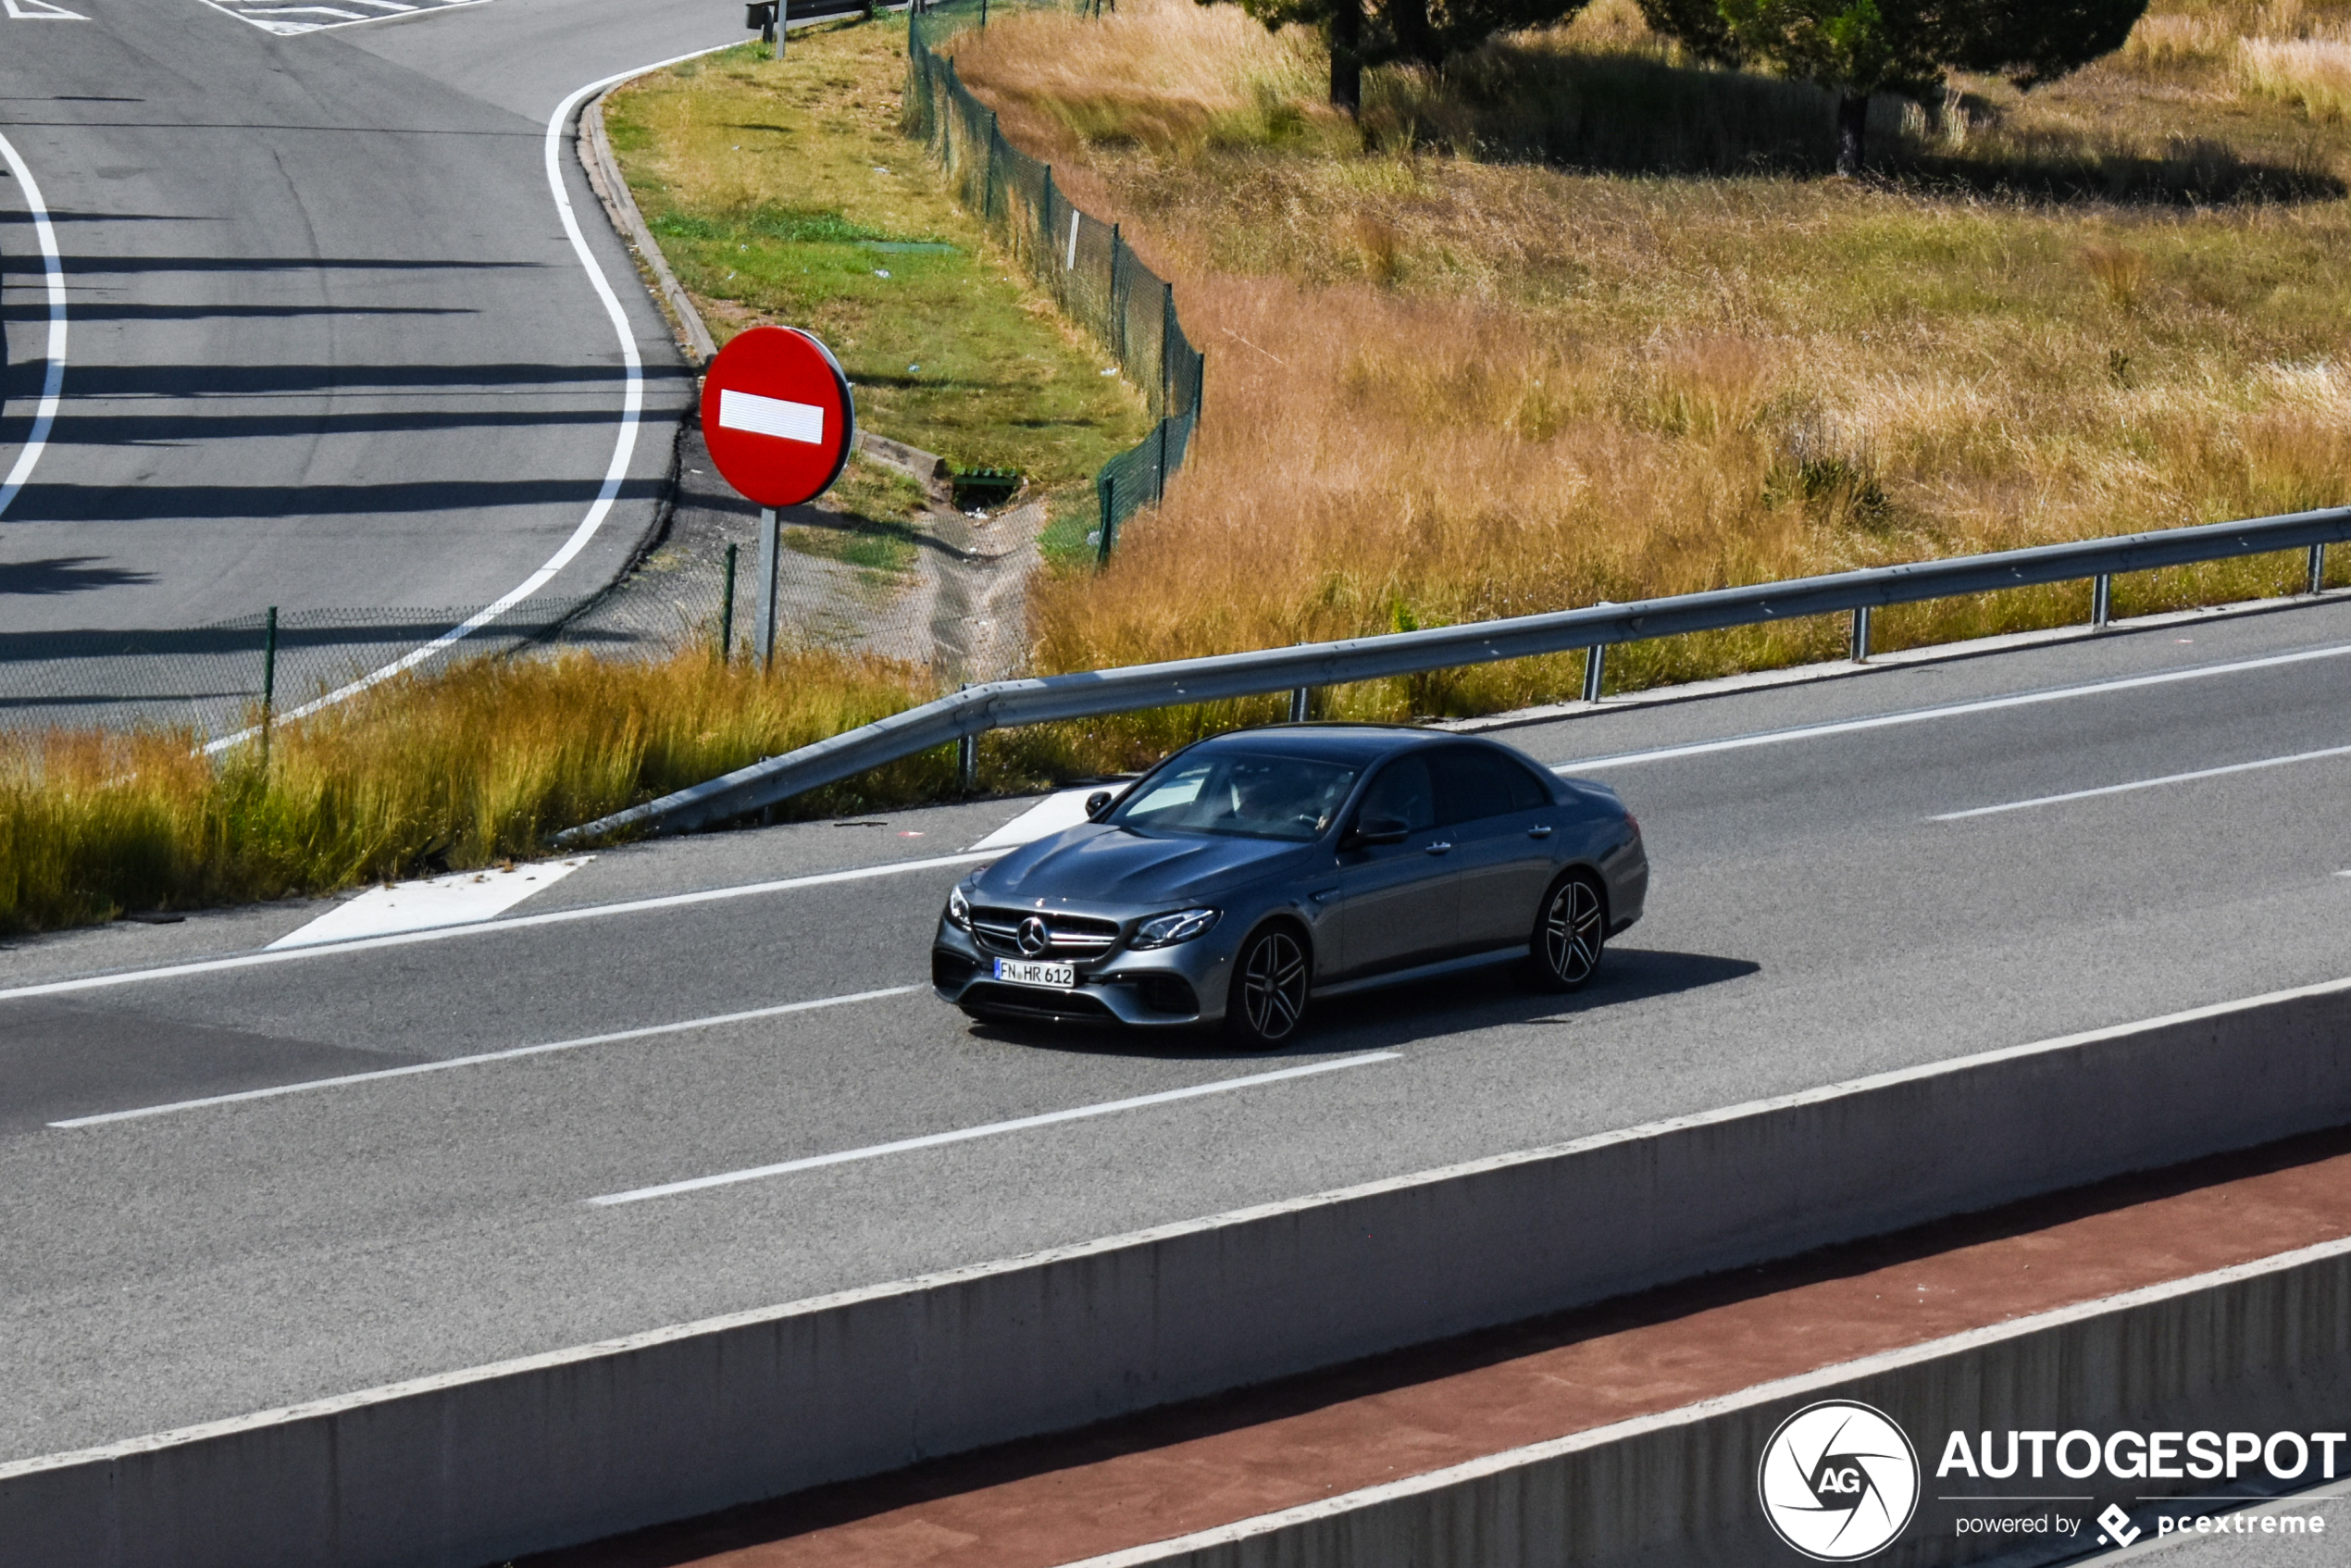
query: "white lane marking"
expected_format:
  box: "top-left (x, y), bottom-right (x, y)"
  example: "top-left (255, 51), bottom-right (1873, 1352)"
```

top-left (1932, 742), bottom-right (2351, 821)
top-left (1551, 638), bottom-right (2351, 774)
top-left (589, 1052), bottom-right (1404, 1206)
top-left (3, 0), bottom-right (92, 17)
top-left (0, 131), bottom-right (68, 514)
top-left (0, 850), bottom-right (995, 1002)
top-left (267, 857), bottom-right (591, 949)
top-left (49, 986), bottom-right (918, 1127)
top-left (196, 0), bottom-right (480, 33)
top-left (717, 388), bottom-right (824, 443)
top-left (199, 39), bottom-right (737, 753)
top-left (967, 786), bottom-right (1101, 851)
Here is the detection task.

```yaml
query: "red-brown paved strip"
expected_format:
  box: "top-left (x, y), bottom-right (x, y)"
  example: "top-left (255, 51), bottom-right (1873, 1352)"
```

top-left (523, 1126), bottom-right (2351, 1568)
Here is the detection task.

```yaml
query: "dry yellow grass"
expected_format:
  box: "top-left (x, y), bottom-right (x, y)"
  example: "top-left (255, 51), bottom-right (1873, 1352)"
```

top-left (2240, 33), bottom-right (2351, 118)
top-left (939, 0), bottom-right (2351, 730)
top-left (0, 647), bottom-right (1038, 936)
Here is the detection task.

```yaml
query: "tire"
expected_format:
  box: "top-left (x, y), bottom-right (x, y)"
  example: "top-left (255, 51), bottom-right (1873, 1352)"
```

top-left (1532, 872), bottom-right (1607, 992)
top-left (1226, 924), bottom-right (1311, 1047)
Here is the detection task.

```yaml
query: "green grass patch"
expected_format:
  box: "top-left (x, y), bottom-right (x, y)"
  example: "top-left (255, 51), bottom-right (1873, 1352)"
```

top-left (605, 27), bottom-right (1152, 499)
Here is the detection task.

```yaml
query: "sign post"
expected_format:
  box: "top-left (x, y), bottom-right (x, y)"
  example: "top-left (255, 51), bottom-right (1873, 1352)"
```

top-left (699, 325), bottom-right (856, 668)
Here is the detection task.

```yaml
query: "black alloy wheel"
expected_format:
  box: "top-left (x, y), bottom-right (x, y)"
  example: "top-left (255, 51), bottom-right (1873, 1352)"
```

top-left (1534, 873), bottom-right (1606, 992)
top-left (1228, 925), bottom-right (1310, 1046)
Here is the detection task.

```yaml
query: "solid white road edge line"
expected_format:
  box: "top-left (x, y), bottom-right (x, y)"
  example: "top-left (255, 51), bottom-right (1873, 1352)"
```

top-left (0, 850), bottom-right (996, 1002)
top-left (1933, 740), bottom-right (2351, 821)
top-left (47, 985), bottom-right (920, 1127)
top-left (587, 1052), bottom-right (1406, 1206)
top-left (1552, 637), bottom-right (2351, 774)
top-left (199, 37), bottom-right (738, 755)
top-left (1056, 1234), bottom-right (2351, 1568)
top-left (9, 977), bottom-right (2345, 1486)
top-left (0, 129), bottom-right (68, 516)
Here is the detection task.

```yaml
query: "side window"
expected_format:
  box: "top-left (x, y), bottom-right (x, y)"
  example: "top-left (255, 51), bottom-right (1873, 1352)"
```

top-left (1505, 758), bottom-right (1553, 812)
top-left (1434, 747), bottom-right (1542, 825)
top-left (1355, 756), bottom-right (1436, 832)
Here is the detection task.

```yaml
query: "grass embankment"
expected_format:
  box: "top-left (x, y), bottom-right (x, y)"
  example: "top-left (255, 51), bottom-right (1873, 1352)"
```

top-left (946, 0), bottom-right (2351, 744)
top-left (0, 653), bottom-right (1000, 935)
top-left (602, 26), bottom-right (1153, 557)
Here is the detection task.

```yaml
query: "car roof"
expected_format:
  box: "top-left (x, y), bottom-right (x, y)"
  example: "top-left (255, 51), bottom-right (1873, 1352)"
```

top-left (1185, 723), bottom-right (1459, 765)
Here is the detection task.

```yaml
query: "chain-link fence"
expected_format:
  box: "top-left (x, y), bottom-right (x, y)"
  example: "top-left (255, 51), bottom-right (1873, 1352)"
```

top-left (906, 0), bottom-right (1204, 561)
top-left (3, 531), bottom-right (943, 742)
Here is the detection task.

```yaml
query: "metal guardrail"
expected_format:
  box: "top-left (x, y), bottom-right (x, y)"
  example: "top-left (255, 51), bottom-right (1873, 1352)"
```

top-left (556, 506), bottom-right (2351, 843)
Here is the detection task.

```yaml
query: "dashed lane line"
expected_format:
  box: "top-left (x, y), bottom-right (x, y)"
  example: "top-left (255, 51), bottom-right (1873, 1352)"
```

top-left (1551, 637), bottom-right (2351, 774)
top-left (1932, 741), bottom-right (2351, 821)
top-left (587, 1052), bottom-right (1406, 1206)
top-left (47, 986), bottom-right (921, 1127)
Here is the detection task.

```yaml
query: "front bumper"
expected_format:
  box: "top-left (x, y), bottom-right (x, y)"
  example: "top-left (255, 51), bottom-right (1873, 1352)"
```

top-left (931, 918), bottom-right (1231, 1027)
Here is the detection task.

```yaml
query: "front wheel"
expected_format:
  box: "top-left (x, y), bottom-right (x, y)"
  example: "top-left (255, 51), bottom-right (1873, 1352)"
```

top-left (1533, 873), bottom-right (1607, 992)
top-left (1226, 925), bottom-right (1311, 1048)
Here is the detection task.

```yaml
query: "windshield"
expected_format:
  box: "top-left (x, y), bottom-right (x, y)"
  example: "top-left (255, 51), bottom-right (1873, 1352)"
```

top-left (1113, 752), bottom-right (1361, 842)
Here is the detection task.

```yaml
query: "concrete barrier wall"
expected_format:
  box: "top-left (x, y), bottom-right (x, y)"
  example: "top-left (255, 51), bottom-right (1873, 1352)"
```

top-left (6, 977), bottom-right (2349, 1568)
top-left (1100, 1239), bottom-right (2351, 1568)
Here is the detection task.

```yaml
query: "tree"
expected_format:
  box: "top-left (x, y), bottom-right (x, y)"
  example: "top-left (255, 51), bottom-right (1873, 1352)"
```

top-left (1635, 0), bottom-right (2147, 175)
top-left (1211, 0), bottom-right (1590, 113)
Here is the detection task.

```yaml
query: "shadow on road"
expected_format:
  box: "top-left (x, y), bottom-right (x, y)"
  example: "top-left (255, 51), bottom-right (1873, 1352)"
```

top-left (967, 946), bottom-right (1761, 1064)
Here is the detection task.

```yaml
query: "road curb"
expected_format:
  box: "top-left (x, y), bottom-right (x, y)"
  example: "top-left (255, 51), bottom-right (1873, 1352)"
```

top-left (578, 87), bottom-right (715, 366)
top-left (8, 977), bottom-right (2349, 1567)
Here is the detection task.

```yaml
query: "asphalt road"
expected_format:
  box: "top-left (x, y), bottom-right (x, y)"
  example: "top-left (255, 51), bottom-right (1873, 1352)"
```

top-left (0, 0), bottom-right (734, 635)
top-left (4, 599), bottom-right (2350, 1462)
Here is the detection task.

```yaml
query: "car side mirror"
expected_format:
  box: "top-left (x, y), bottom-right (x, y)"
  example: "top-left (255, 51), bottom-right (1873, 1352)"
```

top-left (1084, 790), bottom-right (1115, 821)
top-left (1345, 815), bottom-right (1411, 848)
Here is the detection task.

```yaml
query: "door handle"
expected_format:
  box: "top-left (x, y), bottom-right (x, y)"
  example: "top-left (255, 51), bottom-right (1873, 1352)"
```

top-left (1527, 825), bottom-right (1554, 839)
top-left (1424, 841), bottom-right (1452, 855)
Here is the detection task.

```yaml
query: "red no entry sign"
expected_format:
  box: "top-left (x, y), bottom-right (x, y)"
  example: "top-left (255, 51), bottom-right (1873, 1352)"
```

top-left (701, 325), bottom-right (856, 509)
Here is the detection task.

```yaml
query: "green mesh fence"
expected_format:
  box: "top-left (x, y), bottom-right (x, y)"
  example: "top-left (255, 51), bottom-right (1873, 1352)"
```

top-left (906, 0), bottom-right (1204, 561)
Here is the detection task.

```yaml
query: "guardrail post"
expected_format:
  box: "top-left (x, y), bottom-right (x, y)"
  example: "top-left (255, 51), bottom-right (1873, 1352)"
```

top-left (1581, 643), bottom-right (1605, 703)
top-left (2092, 573), bottom-right (2112, 629)
top-left (956, 690), bottom-right (977, 794)
top-left (2310, 543), bottom-right (2329, 595)
top-left (1848, 604), bottom-right (1871, 664)
top-left (1288, 687), bottom-right (1310, 722)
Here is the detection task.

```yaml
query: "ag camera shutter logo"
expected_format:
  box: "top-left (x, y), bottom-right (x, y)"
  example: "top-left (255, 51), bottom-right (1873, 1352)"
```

top-left (1758, 1400), bottom-right (1921, 1561)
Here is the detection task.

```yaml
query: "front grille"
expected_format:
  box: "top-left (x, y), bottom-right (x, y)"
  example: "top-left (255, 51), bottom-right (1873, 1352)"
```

top-left (968, 907), bottom-right (1122, 959)
top-left (958, 983), bottom-right (1118, 1022)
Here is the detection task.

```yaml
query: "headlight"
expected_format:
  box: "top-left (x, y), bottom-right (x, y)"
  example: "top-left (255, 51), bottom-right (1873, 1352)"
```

top-left (946, 885), bottom-right (972, 931)
top-left (1131, 907), bottom-right (1218, 949)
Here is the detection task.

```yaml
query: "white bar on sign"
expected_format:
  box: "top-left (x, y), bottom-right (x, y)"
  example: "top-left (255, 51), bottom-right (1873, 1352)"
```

top-left (719, 388), bottom-right (826, 445)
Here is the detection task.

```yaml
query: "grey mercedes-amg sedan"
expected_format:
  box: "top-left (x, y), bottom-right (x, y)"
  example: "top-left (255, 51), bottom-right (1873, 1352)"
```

top-left (932, 724), bottom-right (1648, 1047)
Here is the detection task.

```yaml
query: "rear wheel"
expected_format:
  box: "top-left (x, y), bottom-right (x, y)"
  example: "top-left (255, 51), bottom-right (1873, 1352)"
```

top-left (1227, 924), bottom-right (1310, 1047)
top-left (1533, 873), bottom-right (1606, 991)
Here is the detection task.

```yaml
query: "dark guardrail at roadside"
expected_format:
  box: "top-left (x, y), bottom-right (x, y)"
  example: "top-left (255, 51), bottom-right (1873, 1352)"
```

top-left (555, 506), bottom-right (2351, 844)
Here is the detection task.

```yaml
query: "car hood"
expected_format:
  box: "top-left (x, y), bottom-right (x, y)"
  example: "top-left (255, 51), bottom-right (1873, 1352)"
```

top-left (977, 825), bottom-right (1307, 907)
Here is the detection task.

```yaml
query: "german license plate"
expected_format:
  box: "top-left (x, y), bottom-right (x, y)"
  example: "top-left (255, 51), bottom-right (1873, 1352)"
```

top-left (993, 957), bottom-right (1076, 989)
